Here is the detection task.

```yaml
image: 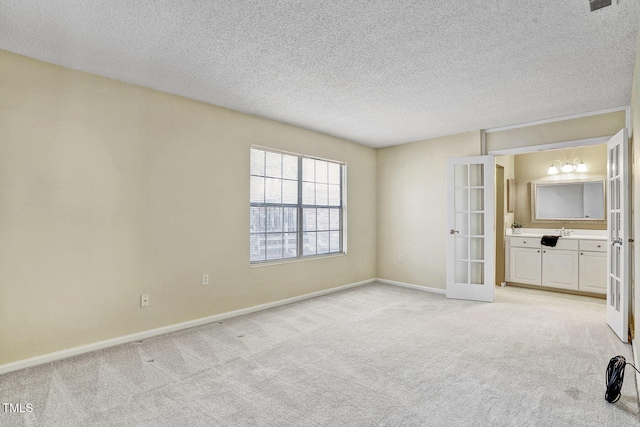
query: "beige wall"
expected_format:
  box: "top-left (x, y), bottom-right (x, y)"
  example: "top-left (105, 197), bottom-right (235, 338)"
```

top-left (376, 131), bottom-right (481, 290)
top-left (0, 51), bottom-right (377, 365)
top-left (512, 145), bottom-right (608, 230)
top-left (486, 110), bottom-right (626, 152)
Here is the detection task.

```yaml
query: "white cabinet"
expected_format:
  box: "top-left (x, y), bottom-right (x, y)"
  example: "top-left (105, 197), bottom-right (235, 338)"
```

top-left (542, 248), bottom-right (579, 290)
top-left (578, 240), bottom-right (607, 293)
top-left (509, 237), bottom-right (542, 285)
top-left (506, 235), bottom-right (605, 295)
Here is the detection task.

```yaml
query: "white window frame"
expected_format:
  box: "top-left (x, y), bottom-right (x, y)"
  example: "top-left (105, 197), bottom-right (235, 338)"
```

top-left (250, 146), bottom-right (346, 264)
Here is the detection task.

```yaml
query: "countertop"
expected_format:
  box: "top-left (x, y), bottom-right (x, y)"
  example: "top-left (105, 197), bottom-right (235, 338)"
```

top-left (506, 228), bottom-right (606, 241)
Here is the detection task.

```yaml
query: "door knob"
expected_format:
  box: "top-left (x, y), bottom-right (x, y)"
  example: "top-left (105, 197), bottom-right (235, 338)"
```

top-left (449, 229), bottom-right (459, 234)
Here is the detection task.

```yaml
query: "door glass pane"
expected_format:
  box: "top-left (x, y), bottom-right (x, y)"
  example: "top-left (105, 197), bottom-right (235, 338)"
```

top-left (455, 212), bottom-right (468, 235)
top-left (470, 213), bottom-right (484, 235)
top-left (609, 277), bottom-right (615, 308)
top-left (455, 164), bottom-right (468, 187)
top-left (470, 262), bottom-right (484, 284)
top-left (455, 237), bottom-right (468, 260)
top-left (470, 188), bottom-right (484, 211)
top-left (455, 189), bottom-right (468, 211)
top-left (609, 180), bottom-right (616, 212)
top-left (616, 280), bottom-right (621, 311)
top-left (610, 145), bottom-right (618, 178)
top-left (470, 238), bottom-right (484, 260)
top-left (455, 261), bottom-right (468, 284)
top-left (469, 164), bottom-right (484, 186)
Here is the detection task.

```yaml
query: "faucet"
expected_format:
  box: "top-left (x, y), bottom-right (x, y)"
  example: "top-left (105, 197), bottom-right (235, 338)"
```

top-left (560, 227), bottom-right (570, 237)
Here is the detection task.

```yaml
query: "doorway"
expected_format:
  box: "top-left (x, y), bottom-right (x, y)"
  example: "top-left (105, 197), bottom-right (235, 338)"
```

top-left (488, 132), bottom-right (630, 343)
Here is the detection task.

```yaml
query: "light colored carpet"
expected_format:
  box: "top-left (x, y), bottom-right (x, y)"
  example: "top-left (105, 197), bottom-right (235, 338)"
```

top-left (1, 283), bottom-right (638, 426)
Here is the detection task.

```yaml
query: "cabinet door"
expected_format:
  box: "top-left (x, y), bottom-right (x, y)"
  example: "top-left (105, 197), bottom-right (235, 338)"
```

top-left (542, 249), bottom-right (579, 290)
top-left (579, 251), bottom-right (607, 294)
top-left (509, 247), bottom-right (541, 285)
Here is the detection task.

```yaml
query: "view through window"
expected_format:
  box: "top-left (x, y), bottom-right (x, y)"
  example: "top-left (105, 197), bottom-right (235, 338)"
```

top-left (250, 148), bottom-right (344, 263)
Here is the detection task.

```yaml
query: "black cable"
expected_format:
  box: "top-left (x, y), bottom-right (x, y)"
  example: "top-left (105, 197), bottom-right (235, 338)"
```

top-left (605, 355), bottom-right (640, 403)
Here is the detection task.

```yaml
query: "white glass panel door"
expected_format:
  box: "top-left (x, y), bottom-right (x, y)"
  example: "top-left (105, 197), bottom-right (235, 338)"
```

top-left (606, 129), bottom-right (629, 342)
top-left (447, 156), bottom-right (495, 302)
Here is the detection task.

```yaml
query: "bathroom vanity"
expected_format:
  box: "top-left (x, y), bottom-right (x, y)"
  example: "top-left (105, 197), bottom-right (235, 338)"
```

top-left (505, 229), bottom-right (607, 295)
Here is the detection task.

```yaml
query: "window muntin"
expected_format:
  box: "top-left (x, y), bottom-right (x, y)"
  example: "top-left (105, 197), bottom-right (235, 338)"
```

top-left (250, 148), bottom-right (344, 263)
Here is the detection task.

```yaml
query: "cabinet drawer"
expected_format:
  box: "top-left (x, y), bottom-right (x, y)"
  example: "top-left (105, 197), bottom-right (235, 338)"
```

top-left (579, 240), bottom-right (606, 252)
top-left (509, 237), bottom-right (541, 248)
top-left (545, 239), bottom-right (579, 251)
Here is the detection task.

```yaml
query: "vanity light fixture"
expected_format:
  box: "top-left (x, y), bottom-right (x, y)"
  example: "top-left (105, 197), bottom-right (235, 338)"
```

top-left (560, 161), bottom-right (574, 173)
top-left (547, 160), bottom-right (562, 175)
top-left (547, 158), bottom-right (587, 175)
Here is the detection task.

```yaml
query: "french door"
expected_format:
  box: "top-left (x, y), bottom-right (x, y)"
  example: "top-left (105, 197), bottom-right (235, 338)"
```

top-left (446, 156), bottom-right (495, 302)
top-left (606, 129), bottom-right (629, 343)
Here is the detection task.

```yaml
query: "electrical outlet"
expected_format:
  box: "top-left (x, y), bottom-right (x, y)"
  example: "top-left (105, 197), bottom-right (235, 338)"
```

top-left (202, 274), bottom-right (209, 285)
top-left (140, 294), bottom-right (149, 307)
top-left (398, 254), bottom-right (403, 262)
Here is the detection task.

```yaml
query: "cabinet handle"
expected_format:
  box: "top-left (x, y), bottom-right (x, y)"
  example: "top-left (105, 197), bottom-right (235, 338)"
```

top-left (581, 252), bottom-right (583, 255)
top-left (537, 250), bottom-right (540, 253)
top-left (597, 245), bottom-right (601, 248)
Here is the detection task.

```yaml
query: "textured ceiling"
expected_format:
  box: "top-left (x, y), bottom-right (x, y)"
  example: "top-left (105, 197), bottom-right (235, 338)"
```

top-left (1, 0), bottom-right (639, 147)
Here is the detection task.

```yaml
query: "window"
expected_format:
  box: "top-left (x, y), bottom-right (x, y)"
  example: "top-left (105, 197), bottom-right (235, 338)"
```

top-left (250, 147), bottom-right (344, 263)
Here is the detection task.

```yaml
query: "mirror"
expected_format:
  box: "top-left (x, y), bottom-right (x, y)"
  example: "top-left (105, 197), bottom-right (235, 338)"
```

top-left (531, 180), bottom-right (605, 222)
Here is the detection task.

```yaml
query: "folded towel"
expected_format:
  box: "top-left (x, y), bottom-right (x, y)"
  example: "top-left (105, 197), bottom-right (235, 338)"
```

top-left (541, 235), bottom-right (560, 247)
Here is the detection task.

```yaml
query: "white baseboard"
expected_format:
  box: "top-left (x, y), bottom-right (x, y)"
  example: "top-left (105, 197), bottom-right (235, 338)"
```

top-left (376, 278), bottom-right (446, 295)
top-left (0, 278), bottom-right (375, 375)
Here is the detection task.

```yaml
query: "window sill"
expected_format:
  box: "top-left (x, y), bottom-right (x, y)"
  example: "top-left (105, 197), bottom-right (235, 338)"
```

top-left (250, 252), bottom-right (347, 268)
